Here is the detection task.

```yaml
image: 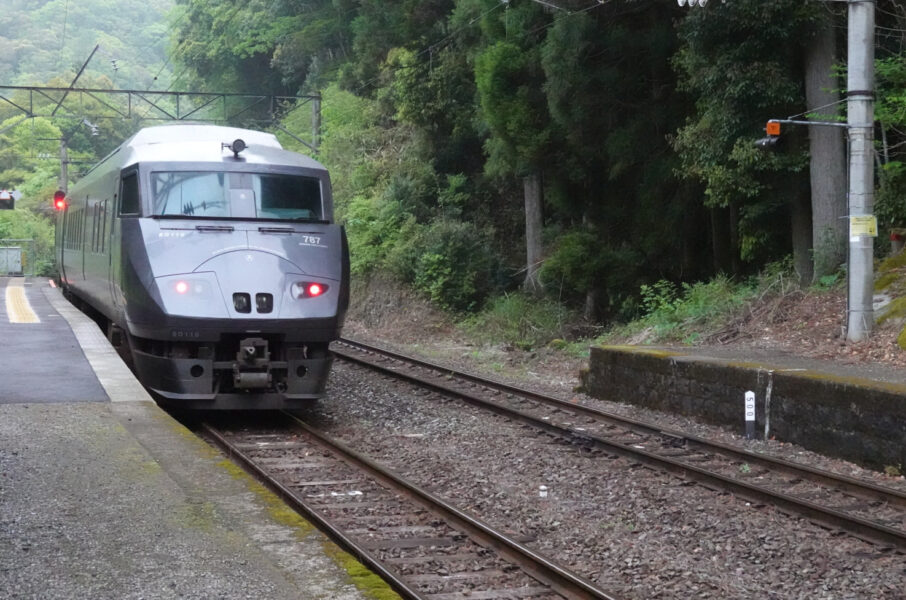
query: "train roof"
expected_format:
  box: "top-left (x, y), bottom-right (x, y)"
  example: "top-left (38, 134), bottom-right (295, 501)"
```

top-left (106, 124), bottom-right (327, 173)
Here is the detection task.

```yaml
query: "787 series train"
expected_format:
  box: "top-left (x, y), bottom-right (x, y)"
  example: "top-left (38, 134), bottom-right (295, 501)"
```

top-left (56, 124), bottom-right (349, 409)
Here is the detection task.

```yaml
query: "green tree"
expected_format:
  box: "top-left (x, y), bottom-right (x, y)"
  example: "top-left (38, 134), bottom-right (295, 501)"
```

top-left (475, 35), bottom-right (550, 293)
top-left (673, 0), bottom-right (821, 277)
top-left (539, 2), bottom-right (696, 319)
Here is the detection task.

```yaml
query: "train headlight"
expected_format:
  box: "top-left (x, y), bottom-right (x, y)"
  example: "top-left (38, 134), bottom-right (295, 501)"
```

top-left (155, 273), bottom-right (226, 318)
top-left (291, 281), bottom-right (328, 299)
top-left (171, 279), bottom-right (205, 295)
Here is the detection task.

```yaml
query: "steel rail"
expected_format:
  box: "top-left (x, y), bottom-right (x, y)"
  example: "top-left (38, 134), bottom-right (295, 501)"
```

top-left (333, 338), bottom-right (906, 552)
top-left (336, 338), bottom-right (906, 508)
top-left (204, 417), bottom-right (621, 600)
top-left (202, 422), bottom-right (426, 600)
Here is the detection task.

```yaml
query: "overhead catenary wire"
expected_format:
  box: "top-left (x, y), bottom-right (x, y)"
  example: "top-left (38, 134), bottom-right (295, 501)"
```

top-left (58, 0), bottom-right (70, 70)
top-left (137, 2), bottom-right (250, 120)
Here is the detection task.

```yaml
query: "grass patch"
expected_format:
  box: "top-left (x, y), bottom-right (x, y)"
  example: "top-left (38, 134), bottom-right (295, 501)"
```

top-left (458, 292), bottom-right (576, 350)
top-left (600, 275), bottom-right (753, 344)
top-left (594, 260), bottom-right (819, 346)
top-left (438, 259), bottom-right (835, 355)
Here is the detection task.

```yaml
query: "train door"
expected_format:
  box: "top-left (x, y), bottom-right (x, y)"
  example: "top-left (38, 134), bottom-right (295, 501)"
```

top-left (57, 204), bottom-right (67, 284)
top-left (111, 168), bottom-right (139, 314)
top-left (109, 177), bottom-right (124, 313)
top-left (80, 197), bottom-right (87, 280)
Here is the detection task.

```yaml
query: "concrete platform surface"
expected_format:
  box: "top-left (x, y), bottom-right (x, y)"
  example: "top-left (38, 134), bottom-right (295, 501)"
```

top-left (1, 277), bottom-right (109, 403)
top-left (0, 278), bottom-right (378, 599)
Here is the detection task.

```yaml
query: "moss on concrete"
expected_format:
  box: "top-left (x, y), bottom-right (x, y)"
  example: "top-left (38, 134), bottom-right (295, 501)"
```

top-left (172, 500), bottom-right (218, 533)
top-left (879, 250), bottom-right (906, 271)
top-left (156, 411), bottom-right (224, 459)
top-left (875, 271), bottom-right (899, 292)
top-left (215, 459), bottom-right (401, 600)
top-left (877, 296), bottom-right (906, 325)
top-left (597, 344), bottom-right (681, 358)
top-left (324, 545), bottom-right (403, 600)
top-left (585, 344), bottom-right (906, 469)
top-left (215, 459), bottom-right (315, 534)
top-left (898, 325), bottom-right (906, 351)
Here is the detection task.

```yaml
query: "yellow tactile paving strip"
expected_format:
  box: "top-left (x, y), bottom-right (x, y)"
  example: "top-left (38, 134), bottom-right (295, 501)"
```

top-left (5, 277), bottom-right (40, 323)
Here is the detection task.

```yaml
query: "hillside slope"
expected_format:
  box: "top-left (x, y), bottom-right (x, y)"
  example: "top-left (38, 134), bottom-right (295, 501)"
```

top-left (345, 277), bottom-right (906, 393)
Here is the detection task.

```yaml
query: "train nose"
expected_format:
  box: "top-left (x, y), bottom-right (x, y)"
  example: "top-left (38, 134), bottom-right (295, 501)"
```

top-left (156, 249), bottom-right (338, 320)
top-left (203, 250), bottom-right (295, 317)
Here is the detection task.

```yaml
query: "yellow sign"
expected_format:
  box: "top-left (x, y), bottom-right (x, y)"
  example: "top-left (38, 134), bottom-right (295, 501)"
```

top-left (849, 215), bottom-right (877, 238)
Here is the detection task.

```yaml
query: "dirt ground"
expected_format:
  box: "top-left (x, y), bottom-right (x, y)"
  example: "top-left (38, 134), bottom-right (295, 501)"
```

top-left (343, 277), bottom-right (906, 392)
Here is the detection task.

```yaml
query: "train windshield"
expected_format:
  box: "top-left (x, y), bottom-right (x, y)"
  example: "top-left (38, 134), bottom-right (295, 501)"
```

top-left (150, 171), bottom-right (323, 221)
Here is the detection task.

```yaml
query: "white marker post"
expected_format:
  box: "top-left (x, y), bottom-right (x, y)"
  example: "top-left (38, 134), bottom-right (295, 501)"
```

top-left (744, 391), bottom-right (756, 440)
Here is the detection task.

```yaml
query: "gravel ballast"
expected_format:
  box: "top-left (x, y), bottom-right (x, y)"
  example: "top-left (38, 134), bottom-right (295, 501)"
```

top-left (306, 360), bottom-right (906, 599)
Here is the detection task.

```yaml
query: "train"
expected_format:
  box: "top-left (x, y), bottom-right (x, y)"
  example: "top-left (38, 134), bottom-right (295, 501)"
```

top-left (55, 123), bottom-right (349, 409)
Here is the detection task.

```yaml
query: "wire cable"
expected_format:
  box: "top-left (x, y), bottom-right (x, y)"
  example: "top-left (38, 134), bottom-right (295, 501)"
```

top-left (58, 0), bottom-right (70, 70)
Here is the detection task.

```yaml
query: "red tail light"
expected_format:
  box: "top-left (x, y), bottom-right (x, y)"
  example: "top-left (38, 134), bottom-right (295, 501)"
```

top-left (292, 282), bottom-right (328, 299)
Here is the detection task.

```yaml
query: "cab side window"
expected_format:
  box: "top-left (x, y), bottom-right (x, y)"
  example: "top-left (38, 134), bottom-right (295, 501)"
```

top-left (120, 172), bottom-right (140, 215)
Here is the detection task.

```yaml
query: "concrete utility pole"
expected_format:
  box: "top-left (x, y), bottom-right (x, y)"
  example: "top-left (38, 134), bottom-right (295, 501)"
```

top-left (846, 0), bottom-right (876, 342)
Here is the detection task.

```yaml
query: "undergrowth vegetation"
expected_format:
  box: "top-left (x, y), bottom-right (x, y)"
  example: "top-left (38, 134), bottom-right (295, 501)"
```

top-left (450, 259), bottom-right (830, 354)
top-left (599, 259), bottom-right (824, 346)
top-left (607, 275), bottom-right (753, 345)
top-left (458, 293), bottom-right (577, 350)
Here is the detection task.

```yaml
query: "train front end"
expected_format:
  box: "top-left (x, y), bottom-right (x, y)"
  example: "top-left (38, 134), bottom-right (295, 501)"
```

top-left (117, 127), bottom-right (348, 409)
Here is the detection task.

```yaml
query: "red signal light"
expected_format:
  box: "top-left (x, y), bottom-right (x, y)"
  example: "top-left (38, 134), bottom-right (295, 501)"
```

top-left (53, 190), bottom-right (66, 211)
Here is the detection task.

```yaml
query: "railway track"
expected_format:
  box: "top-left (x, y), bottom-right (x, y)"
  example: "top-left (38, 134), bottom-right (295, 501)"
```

top-left (332, 338), bottom-right (906, 553)
top-left (202, 414), bottom-right (621, 600)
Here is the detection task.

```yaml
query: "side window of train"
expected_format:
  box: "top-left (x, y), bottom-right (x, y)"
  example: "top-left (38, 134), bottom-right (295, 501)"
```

top-left (120, 171), bottom-right (140, 216)
top-left (100, 199), bottom-right (107, 253)
top-left (91, 201), bottom-right (99, 252)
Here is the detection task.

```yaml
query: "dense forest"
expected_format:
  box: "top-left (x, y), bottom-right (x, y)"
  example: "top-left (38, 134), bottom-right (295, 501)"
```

top-left (0, 0), bottom-right (174, 272)
top-left (5, 0), bottom-right (906, 330)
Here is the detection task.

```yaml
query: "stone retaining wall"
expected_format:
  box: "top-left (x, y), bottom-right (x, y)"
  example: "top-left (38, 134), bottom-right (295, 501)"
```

top-left (581, 346), bottom-right (906, 471)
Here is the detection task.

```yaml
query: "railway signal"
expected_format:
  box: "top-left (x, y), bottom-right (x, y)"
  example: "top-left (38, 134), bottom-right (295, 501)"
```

top-left (754, 121), bottom-right (782, 149)
top-left (0, 189), bottom-right (13, 210)
top-left (53, 190), bottom-right (66, 211)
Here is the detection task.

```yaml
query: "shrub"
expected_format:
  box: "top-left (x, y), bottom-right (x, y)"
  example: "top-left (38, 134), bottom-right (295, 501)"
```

top-left (391, 219), bottom-right (497, 312)
top-left (606, 275), bottom-right (750, 343)
top-left (540, 230), bottom-right (640, 318)
top-left (459, 292), bottom-right (575, 349)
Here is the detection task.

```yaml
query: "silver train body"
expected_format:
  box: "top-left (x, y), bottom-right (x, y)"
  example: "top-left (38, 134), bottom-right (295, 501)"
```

top-left (56, 124), bottom-right (349, 409)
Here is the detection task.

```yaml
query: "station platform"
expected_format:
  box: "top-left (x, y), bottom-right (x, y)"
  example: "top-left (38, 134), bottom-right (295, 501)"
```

top-left (0, 277), bottom-right (376, 599)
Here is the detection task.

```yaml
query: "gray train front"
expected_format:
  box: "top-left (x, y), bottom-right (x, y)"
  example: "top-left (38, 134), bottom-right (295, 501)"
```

top-left (56, 124), bottom-right (349, 409)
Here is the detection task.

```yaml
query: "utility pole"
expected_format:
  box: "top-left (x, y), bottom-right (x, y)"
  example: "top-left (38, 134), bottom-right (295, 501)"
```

top-left (846, 0), bottom-right (876, 342)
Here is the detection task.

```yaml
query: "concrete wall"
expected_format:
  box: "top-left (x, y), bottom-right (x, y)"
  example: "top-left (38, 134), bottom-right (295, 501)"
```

top-left (581, 346), bottom-right (906, 471)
